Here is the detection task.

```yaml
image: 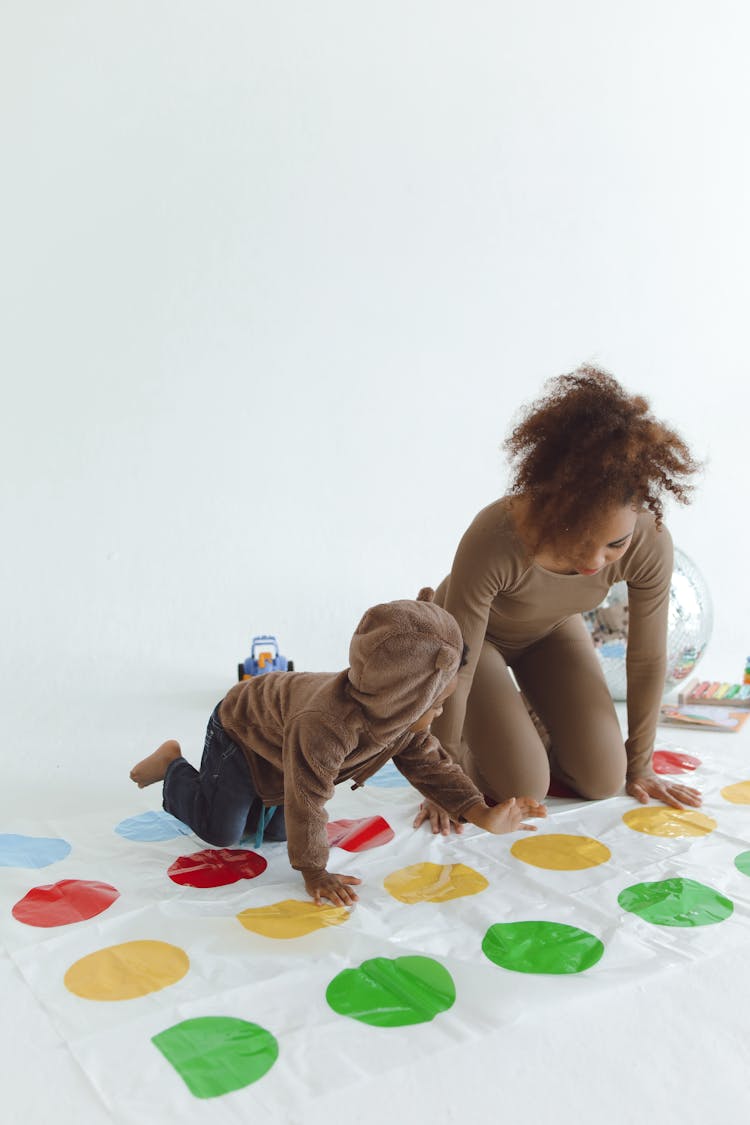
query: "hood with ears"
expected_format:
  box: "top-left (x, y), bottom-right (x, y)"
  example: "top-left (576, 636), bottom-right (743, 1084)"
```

top-left (346, 588), bottom-right (463, 742)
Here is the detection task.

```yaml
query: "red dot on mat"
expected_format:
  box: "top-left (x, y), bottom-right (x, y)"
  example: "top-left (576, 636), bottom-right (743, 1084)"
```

top-left (167, 848), bottom-right (267, 888)
top-left (12, 879), bottom-right (120, 928)
top-left (545, 778), bottom-right (579, 799)
top-left (326, 816), bottom-right (395, 852)
top-left (652, 749), bottom-right (701, 775)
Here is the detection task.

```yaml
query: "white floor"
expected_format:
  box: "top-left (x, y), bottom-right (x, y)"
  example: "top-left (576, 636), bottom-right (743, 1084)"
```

top-left (2, 665), bottom-right (749, 1125)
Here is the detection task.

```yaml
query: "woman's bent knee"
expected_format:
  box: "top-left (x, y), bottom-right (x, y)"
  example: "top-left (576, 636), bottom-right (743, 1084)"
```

top-left (572, 770), bottom-right (626, 801)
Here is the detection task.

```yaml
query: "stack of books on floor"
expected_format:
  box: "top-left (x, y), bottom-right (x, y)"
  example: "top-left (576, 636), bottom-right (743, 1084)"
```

top-left (659, 678), bottom-right (750, 732)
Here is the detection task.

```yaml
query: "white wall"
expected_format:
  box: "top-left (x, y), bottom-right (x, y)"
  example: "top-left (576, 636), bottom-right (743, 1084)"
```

top-left (2, 1), bottom-right (748, 799)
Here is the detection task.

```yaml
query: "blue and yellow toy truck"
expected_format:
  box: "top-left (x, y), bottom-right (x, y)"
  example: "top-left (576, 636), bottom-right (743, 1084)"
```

top-left (237, 635), bottom-right (294, 682)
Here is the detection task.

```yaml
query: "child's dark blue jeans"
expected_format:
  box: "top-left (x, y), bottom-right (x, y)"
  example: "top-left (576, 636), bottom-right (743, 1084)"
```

top-left (163, 704), bottom-right (287, 847)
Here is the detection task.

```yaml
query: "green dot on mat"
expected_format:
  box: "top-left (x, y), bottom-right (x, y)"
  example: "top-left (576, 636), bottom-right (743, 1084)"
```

top-left (618, 877), bottom-right (733, 927)
top-left (326, 955), bottom-right (456, 1027)
top-left (481, 920), bottom-right (605, 974)
top-left (151, 1016), bottom-right (278, 1098)
top-left (734, 851), bottom-right (750, 878)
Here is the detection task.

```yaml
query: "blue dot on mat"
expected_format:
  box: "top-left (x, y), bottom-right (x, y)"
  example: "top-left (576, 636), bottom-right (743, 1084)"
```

top-left (368, 761), bottom-right (411, 789)
top-left (599, 641), bottom-right (626, 658)
top-left (0, 834), bottom-right (72, 868)
top-left (115, 811), bottom-right (192, 842)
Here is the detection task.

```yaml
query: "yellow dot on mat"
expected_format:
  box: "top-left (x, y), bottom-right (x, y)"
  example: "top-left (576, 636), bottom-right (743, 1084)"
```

top-left (721, 781), bottom-right (750, 805)
top-left (236, 899), bottom-right (349, 939)
top-left (383, 862), bottom-right (489, 904)
top-left (622, 807), bottom-right (717, 837)
top-left (511, 833), bottom-right (611, 871)
top-left (64, 940), bottom-right (189, 1001)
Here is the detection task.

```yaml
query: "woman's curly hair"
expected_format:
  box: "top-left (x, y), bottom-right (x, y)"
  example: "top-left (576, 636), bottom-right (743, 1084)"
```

top-left (504, 366), bottom-right (701, 551)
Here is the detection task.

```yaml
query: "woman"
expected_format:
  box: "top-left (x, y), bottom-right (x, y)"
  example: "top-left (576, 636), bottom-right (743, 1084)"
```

top-left (416, 366), bottom-right (702, 834)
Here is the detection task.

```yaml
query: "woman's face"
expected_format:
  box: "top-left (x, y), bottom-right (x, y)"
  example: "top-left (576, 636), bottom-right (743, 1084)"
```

top-left (562, 505), bottom-right (639, 575)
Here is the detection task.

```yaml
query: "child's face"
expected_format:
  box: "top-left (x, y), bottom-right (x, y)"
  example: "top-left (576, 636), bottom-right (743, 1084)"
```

top-left (408, 675), bottom-right (459, 734)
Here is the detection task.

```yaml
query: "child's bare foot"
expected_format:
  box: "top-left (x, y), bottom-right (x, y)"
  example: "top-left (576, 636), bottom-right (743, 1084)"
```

top-left (130, 740), bottom-right (182, 788)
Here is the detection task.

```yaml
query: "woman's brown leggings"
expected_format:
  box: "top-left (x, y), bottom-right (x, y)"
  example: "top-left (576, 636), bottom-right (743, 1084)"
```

top-left (460, 615), bottom-right (627, 803)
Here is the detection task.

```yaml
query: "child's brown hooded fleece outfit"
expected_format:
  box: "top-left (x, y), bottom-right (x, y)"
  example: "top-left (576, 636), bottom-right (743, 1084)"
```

top-left (218, 590), bottom-right (484, 877)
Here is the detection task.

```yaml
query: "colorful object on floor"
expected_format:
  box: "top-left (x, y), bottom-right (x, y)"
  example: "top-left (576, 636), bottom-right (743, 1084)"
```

top-left (383, 861), bottom-right (489, 904)
top-left (744, 656), bottom-right (750, 686)
top-left (720, 780), bottom-right (750, 805)
top-left (167, 848), bottom-right (267, 888)
top-left (326, 816), bottom-right (394, 852)
top-left (652, 749), bottom-right (702, 774)
top-left (511, 833), bottom-right (611, 871)
top-left (64, 940), bottom-right (190, 1000)
top-left (238, 634), bottom-right (293, 681)
top-left (236, 899), bottom-right (349, 939)
top-left (584, 547), bottom-right (713, 700)
top-left (481, 920), bottom-right (605, 975)
top-left (678, 678), bottom-right (750, 708)
top-left (152, 1017), bottom-right (279, 1098)
top-left (12, 879), bottom-right (119, 928)
top-left (618, 878), bottom-right (734, 927)
top-left (114, 811), bottom-right (192, 842)
top-left (326, 955), bottom-right (455, 1027)
top-left (734, 851), bottom-right (750, 877)
top-left (659, 703), bottom-right (749, 733)
top-left (367, 760), bottom-right (410, 788)
top-left (0, 833), bottom-right (71, 868)
top-left (622, 807), bottom-right (717, 837)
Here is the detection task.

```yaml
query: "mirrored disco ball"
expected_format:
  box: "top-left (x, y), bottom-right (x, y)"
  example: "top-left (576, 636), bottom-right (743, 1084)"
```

top-left (583, 547), bottom-right (713, 701)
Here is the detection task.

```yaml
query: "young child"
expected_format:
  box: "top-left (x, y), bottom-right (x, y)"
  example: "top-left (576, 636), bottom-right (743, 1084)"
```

top-left (130, 589), bottom-right (546, 905)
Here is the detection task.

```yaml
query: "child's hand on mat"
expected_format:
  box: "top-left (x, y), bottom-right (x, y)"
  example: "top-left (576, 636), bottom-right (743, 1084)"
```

top-left (305, 871), bottom-right (362, 907)
top-left (626, 775), bottom-right (702, 810)
top-left (468, 796), bottom-right (547, 834)
top-left (413, 799), bottom-right (465, 836)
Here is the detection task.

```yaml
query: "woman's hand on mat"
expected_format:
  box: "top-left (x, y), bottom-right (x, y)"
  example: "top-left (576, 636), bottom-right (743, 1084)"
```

top-left (413, 799), bottom-right (464, 836)
top-left (468, 796), bottom-right (547, 834)
top-left (626, 775), bottom-right (702, 809)
top-left (305, 871), bottom-right (362, 907)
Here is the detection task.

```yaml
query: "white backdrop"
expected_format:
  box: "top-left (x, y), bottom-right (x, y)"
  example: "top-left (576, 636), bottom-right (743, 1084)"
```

top-left (3, 0), bottom-right (748, 678)
top-left (1, 3), bottom-right (749, 1122)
